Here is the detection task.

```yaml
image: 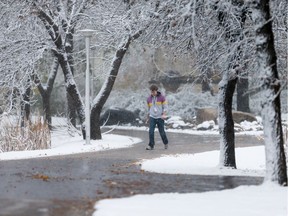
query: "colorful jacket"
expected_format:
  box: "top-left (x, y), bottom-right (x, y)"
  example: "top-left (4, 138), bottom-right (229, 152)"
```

top-left (147, 91), bottom-right (168, 119)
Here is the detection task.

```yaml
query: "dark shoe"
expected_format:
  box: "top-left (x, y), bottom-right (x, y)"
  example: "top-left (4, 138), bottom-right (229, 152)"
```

top-left (164, 144), bottom-right (168, 149)
top-left (146, 146), bottom-right (154, 150)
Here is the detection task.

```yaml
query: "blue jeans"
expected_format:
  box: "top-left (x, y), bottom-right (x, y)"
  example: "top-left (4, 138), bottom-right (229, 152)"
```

top-left (149, 117), bottom-right (168, 147)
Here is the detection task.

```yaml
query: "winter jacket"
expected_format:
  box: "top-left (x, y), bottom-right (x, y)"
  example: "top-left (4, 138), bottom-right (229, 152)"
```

top-left (147, 91), bottom-right (168, 119)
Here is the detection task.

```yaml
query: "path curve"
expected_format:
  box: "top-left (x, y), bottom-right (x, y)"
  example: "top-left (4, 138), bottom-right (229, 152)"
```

top-left (0, 129), bottom-right (264, 216)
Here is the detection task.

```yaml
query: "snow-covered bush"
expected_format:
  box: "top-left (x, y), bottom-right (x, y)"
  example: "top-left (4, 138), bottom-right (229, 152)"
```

top-left (196, 120), bottom-right (216, 131)
top-left (104, 84), bottom-right (218, 122)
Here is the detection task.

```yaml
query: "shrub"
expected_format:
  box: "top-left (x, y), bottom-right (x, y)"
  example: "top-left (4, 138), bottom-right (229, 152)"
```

top-left (0, 115), bottom-right (51, 152)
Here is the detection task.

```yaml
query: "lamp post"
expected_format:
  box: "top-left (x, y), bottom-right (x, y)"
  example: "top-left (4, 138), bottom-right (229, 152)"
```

top-left (79, 29), bottom-right (95, 145)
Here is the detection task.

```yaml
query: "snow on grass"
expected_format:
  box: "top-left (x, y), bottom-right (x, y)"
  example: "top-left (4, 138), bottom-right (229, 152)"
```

top-left (0, 133), bottom-right (142, 161)
top-left (93, 146), bottom-right (287, 216)
top-left (93, 182), bottom-right (287, 216)
top-left (140, 146), bottom-right (266, 177)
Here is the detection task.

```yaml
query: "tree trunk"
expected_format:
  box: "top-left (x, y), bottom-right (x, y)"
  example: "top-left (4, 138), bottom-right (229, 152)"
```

top-left (90, 38), bottom-right (132, 140)
top-left (33, 57), bottom-right (59, 129)
top-left (66, 29), bottom-right (77, 127)
top-left (67, 93), bottom-right (77, 127)
top-left (90, 107), bottom-right (102, 140)
top-left (237, 77), bottom-right (250, 112)
top-left (57, 54), bottom-right (85, 127)
top-left (218, 71), bottom-right (238, 168)
top-left (250, 0), bottom-right (287, 186)
top-left (20, 79), bottom-right (31, 128)
top-left (201, 69), bottom-right (214, 95)
top-left (42, 93), bottom-right (51, 128)
top-left (90, 30), bottom-right (143, 140)
top-left (215, 0), bottom-right (246, 169)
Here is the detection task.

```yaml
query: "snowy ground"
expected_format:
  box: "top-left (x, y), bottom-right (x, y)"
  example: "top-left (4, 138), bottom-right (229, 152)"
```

top-left (93, 182), bottom-right (286, 216)
top-left (92, 144), bottom-right (287, 216)
top-left (0, 117), bottom-right (287, 216)
top-left (0, 132), bottom-right (141, 161)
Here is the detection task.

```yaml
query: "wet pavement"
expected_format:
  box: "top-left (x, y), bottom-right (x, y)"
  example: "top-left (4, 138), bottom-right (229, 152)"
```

top-left (0, 129), bottom-right (264, 216)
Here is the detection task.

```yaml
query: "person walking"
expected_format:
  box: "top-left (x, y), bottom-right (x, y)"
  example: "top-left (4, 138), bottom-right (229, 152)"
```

top-left (146, 84), bottom-right (168, 150)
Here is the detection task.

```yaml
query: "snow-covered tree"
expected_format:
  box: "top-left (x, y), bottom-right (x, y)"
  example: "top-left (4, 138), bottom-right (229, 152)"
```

top-left (85, 0), bottom-right (158, 139)
top-left (0, 1), bottom-right (47, 120)
top-left (32, 57), bottom-right (59, 128)
top-left (137, 0), bottom-right (287, 174)
top-left (28, 0), bottom-right (158, 139)
top-left (30, 0), bottom-right (87, 129)
top-left (142, 0), bottom-right (247, 168)
top-left (249, 0), bottom-right (287, 186)
top-left (215, 0), bottom-right (247, 169)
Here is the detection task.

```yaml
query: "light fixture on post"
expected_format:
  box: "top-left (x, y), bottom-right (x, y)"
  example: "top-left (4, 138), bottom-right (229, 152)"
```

top-left (79, 29), bottom-right (95, 145)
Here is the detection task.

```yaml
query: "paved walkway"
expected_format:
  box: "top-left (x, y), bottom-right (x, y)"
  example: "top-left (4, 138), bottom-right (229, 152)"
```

top-left (0, 129), bottom-right (264, 216)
